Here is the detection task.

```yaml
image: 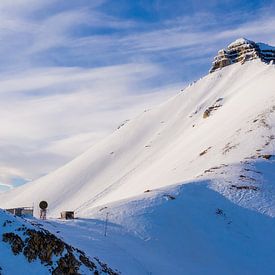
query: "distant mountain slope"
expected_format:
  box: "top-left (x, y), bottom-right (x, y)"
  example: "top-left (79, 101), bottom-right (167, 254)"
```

top-left (0, 55), bottom-right (274, 218)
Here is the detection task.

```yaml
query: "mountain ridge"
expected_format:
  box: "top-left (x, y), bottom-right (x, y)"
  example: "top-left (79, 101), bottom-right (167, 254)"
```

top-left (210, 38), bottom-right (275, 73)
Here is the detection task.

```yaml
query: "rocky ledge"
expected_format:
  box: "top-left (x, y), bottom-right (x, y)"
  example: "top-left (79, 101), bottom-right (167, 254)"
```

top-left (1, 213), bottom-right (119, 275)
top-left (210, 38), bottom-right (275, 73)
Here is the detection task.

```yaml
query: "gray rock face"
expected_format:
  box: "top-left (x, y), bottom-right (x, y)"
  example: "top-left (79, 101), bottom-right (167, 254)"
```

top-left (210, 38), bottom-right (275, 73)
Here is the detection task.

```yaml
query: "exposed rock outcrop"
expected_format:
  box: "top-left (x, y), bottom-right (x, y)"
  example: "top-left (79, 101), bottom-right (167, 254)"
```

top-left (1, 211), bottom-right (119, 275)
top-left (2, 226), bottom-right (119, 274)
top-left (210, 38), bottom-right (275, 73)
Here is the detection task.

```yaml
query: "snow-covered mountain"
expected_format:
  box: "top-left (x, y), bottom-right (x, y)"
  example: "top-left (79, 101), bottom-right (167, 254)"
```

top-left (1, 38), bottom-right (274, 217)
top-left (210, 37), bottom-right (275, 72)
top-left (1, 38), bottom-right (275, 274)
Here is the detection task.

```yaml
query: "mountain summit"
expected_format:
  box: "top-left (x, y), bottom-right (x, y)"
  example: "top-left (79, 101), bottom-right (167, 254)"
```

top-left (210, 38), bottom-right (275, 73)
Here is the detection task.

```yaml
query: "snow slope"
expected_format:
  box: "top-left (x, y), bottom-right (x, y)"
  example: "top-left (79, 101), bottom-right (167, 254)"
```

top-left (40, 178), bottom-right (275, 275)
top-left (0, 59), bottom-right (275, 218)
top-left (1, 40), bottom-right (275, 274)
top-left (8, 153), bottom-right (273, 274)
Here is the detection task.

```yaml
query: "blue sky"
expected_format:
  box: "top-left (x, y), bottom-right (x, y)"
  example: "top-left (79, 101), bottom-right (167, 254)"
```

top-left (0, 0), bottom-right (275, 191)
top-left (2, 0), bottom-right (275, 80)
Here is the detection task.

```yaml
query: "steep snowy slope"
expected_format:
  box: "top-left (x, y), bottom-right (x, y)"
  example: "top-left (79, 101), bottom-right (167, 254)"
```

top-left (1, 38), bottom-right (275, 274)
top-left (0, 57), bottom-right (275, 218)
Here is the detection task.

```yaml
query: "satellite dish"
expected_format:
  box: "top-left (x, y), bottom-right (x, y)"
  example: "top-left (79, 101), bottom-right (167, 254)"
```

top-left (39, 201), bottom-right (48, 210)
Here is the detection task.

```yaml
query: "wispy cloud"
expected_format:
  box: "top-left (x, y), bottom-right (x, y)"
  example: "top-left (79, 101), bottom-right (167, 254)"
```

top-left (0, 63), bottom-right (180, 188)
top-left (0, 0), bottom-right (274, 191)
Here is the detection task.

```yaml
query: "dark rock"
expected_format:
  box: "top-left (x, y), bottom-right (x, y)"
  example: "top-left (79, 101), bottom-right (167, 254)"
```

top-left (95, 258), bottom-right (120, 275)
top-left (216, 208), bottom-right (224, 215)
top-left (163, 194), bottom-right (176, 200)
top-left (199, 146), bottom-right (212, 156)
top-left (2, 220), bottom-right (13, 227)
top-left (261, 154), bottom-right (272, 160)
top-left (210, 38), bottom-right (275, 73)
top-left (2, 233), bottom-right (24, 255)
top-left (52, 252), bottom-right (81, 275)
top-left (231, 184), bottom-right (258, 191)
top-left (79, 253), bottom-right (96, 270)
top-left (203, 102), bottom-right (222, 119)
top-left (2, 223), bottom-right (118, 274)
top-left (23, 229), bottom-right (65, 264)
top-left (203, 109), bottom-right (210, 118)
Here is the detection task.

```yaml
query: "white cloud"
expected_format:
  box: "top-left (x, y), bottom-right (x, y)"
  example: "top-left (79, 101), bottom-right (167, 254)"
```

top-left (0, 63), bottom-right (181, 189)
top-left (0, 0), bottom-right (274, 191)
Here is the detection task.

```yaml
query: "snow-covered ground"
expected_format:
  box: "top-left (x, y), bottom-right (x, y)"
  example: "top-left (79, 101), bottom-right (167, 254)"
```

top-left (37, 166), bottom-right (275, 275)
top-left (0, 48), bottom-right (275, 274)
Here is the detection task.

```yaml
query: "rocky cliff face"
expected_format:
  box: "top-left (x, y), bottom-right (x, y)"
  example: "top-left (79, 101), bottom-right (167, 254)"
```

top-left (210, 38), bottom-right (275, 73)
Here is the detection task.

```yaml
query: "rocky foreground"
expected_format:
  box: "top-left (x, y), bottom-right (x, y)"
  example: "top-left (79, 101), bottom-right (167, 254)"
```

top-left (0, 210), bottom-right (119, 275)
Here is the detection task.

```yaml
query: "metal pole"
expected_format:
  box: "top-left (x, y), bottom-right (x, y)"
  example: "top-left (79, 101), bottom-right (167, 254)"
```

top-left (104, 212), bottom-right (109, 237)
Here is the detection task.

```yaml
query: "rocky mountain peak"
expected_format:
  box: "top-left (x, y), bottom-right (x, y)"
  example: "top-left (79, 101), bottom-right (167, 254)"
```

top-left (210, 38), bottom-right (275, 73)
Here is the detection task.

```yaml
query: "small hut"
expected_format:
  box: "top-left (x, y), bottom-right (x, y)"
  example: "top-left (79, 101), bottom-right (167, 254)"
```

top-left (6, 207), bottom-right (34, 217)
top-left (60, 211), bottom-right (75, 220)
